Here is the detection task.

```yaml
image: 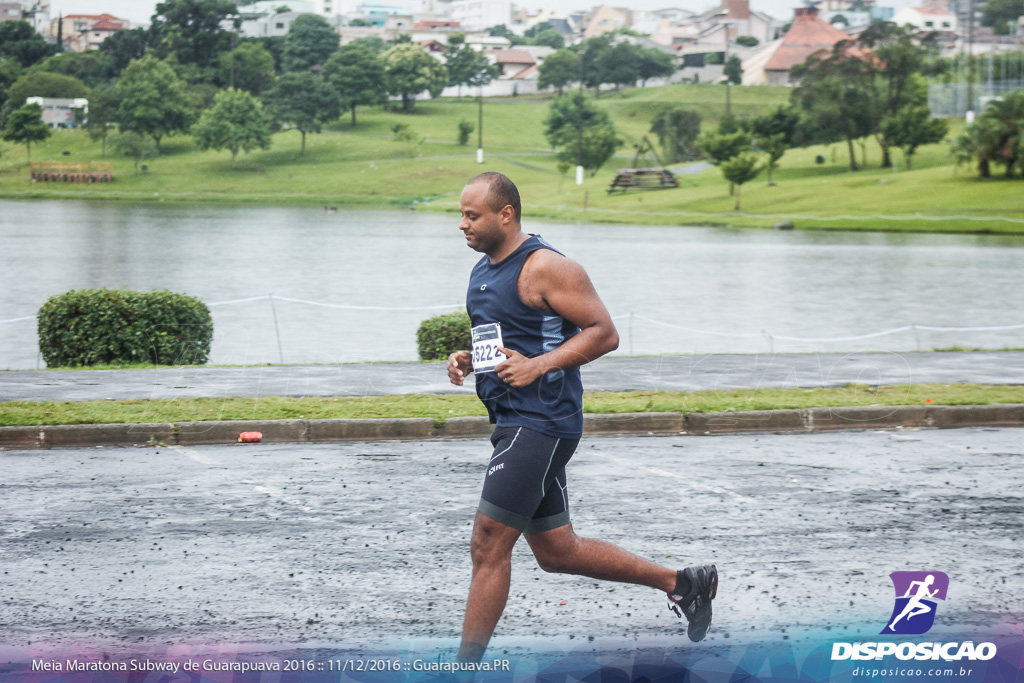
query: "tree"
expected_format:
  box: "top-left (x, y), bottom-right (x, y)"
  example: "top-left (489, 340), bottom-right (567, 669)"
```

top-left (858, 22), bottom-right (942, 168)
top-left (149, 0), bottom-right (240, 70)
top-left (720, 152), bottom-right (762, 210)
top-left (84, 84), bottom-right (118, 157)
top-left (262, 71), bottom-right (340, 156)
top-left (110, 129), bottom-right (157, 174)
top-left (723, 54), bottom-right (743, 85)
top-left (0, 57), bottom-right (21, 113)
top-left (192, 88), bottom-right (273, 167)
top-left (696, 128), bottom-right (751, 194)
top-left (596, 38), bottom-right (641, 91)
top-left (757, 133), bottom-right (787, 184)
top-left (880, 106), bottom-right (947, 169)
top-left (543, 93), bottom-right (622, 176)
top-left (282, 14), bottom-right (340, 72)
top-left (115, 55), bottom-right (194, 152)
top-left (981, 0), bottom-right (1024, 34)
top-left (537, 49), bottom-right (579, 94)
top-left (791, 44), bottom-right (879, 171)
top-left (488, 24), bottom-right (514, 39)
top-left (382, 43), bottom-right (448, 112)
top-left (750, 105), bottom-right (800, 146)
top-left (444, 35), bottom-right (497, 98)
top-left (0, 20), bottom-right (57, 68)
top-left (695, 129), bottom-right (750, 166)
top-left (7, 72), bottom-right (89, 110)
top-left (650, 107), bottom-right (701, 163)
top-left (2, 102), bottom-right (50, 163)
top-left (37, 51), bottom-right (117, 87)
top-left (533, 29), bottom-right (565, 49)
top-left (578, 34), bottom-right (614, 95)
top-left (637, 47), bottom-right (675, 86)
top-left (977, 89), bottom-right (1024, 176)
top-left (323, 43), bottom-right (387, 126)
top-left (101, 28), bottom-right (150, 72)
top-left (735, 36), bottom-right (759, 48)
top-left (217, 42), bottom-right (276, 95)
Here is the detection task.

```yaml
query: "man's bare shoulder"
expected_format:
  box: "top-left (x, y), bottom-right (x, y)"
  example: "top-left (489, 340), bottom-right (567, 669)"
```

top-left (522, 248), bottom-right (588, 282)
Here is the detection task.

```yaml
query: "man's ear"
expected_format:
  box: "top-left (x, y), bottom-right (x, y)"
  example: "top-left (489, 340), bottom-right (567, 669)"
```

top-left (499, 204), bottom-right (515, 224)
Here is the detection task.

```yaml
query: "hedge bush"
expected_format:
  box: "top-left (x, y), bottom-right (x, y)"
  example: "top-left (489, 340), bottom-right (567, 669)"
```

top-left (416, 310), bottom-right (471, 361)
top-left (37, 288), bottom-right (213, 367)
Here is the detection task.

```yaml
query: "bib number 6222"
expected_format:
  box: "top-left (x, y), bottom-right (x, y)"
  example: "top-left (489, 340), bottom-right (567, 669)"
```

top-left (471, 322), bottom-right (506, 373)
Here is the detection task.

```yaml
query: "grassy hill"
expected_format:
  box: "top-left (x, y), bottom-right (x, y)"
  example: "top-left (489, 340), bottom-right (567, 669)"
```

top-left (1, 83), bottom-right (1021, 234)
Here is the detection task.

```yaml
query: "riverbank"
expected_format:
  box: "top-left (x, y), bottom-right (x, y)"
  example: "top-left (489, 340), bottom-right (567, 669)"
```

top-left (2, 86), bottom-right (1021, 234)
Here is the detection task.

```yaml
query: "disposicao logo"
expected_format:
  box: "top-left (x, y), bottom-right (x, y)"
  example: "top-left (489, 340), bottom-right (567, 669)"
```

top-left (881, 571), bottom-right (949, 635)
top-left (830, 571), bottom-right (997, 663)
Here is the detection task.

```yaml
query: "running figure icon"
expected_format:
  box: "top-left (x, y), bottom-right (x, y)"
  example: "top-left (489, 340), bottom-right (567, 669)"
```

top-left (881, 571), bottom-right (949, 635)
top-left (888, 574), bottom-right (938, 631)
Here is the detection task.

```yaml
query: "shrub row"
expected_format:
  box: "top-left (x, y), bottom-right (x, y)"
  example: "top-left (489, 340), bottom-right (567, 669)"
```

top-left (38, 288), bottom-right (213, 367)
top-left (416, 310), bottom-right (470, 361)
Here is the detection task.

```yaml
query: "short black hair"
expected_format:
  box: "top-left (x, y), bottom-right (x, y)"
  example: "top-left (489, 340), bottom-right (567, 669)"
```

top-left (468, 172), bottom-right (521, 222)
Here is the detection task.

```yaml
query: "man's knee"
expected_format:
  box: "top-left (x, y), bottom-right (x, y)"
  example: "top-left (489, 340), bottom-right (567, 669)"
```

top-left (529, 528), bottom-right (579, 574)
top-left (469, 513), bottom-right (519, 567)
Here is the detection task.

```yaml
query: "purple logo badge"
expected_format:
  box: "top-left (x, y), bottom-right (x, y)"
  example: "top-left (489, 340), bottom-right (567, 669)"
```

top-left (881, 571), bottom-right (949, 635)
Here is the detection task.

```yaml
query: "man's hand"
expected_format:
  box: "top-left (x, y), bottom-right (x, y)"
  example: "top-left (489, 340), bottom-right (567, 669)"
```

top-left (448, 350), bottom-right (473, 386)
top-left (495, 347), bottom-right (543, 388)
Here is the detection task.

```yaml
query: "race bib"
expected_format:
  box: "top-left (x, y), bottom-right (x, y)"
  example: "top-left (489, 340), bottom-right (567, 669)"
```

top-left (471, 322), bottom-right (507, 373)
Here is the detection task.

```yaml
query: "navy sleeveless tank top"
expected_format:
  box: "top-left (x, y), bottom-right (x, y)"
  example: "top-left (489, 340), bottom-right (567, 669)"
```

top-left (466, 234), bottom-right (584, 438)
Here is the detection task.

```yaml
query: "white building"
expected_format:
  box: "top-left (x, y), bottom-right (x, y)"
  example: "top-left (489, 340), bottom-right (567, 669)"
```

top-left (26, 97), bottom-right (88, 129)
top-left (446, 0), bottom-right (510, 32)
top-left (891, 5), bottom-right (958, 32)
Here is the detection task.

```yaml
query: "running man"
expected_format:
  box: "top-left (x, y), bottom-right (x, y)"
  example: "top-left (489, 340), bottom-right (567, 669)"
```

top-left (888, 574), bottom-right (939, 631)
top-left (447, 172), bottom-right (718, 663)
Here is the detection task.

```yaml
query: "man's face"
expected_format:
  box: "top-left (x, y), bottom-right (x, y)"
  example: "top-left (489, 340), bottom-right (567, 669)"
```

top-left (458, 181), bottom-right (503, 254)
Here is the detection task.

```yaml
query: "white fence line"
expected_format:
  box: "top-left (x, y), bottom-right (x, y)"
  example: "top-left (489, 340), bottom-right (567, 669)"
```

top-left (4, 295), bottom-right (1022, 363)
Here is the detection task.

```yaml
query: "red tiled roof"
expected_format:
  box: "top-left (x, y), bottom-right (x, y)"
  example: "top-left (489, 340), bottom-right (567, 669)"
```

top-left (909, 6), bottom-right (955, 14)
top-left (764, 7), bottom-right (862, 72)
top-left (91, 19), bottom-right (123, 30)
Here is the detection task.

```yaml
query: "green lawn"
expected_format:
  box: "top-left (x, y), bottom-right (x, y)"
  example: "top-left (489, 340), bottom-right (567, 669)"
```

top-left (1, 84), bottom-right (1021, 233)
top-left (2, 384), bottom-right (1021, 426)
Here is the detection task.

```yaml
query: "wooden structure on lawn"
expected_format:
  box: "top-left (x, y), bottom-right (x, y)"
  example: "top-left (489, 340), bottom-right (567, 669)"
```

top-left (31, 161), bottom-right (114, 183)
top-left (607, 136), bottom-right (679, 194)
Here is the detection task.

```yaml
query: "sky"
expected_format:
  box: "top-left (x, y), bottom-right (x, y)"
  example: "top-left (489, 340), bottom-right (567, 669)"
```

top-left (44, 0), bottom-right (828, 28)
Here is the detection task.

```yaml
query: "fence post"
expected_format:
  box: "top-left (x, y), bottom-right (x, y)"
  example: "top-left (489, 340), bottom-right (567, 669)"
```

top-left (629, 311), bottom-right (634, 356)
top-left (912, 324), bottom-right (921, 352)
top-left (269, 293), bottom-right (285, 365)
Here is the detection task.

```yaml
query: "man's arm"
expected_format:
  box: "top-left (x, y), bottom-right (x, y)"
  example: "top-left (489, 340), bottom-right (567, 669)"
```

top-left (496, 250), bottom-right (618, 388)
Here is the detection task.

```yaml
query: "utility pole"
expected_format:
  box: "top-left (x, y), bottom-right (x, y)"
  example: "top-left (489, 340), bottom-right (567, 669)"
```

top-left (477, 86), bottom-right (484, 163)
top-left (576, 44), bottom-right (584, 185)
top-left (966, 0), bottom-right (975, 120)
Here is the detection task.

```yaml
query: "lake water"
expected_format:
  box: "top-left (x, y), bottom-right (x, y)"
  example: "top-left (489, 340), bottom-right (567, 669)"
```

top-left (2, 199), bottom-right (1023, 369)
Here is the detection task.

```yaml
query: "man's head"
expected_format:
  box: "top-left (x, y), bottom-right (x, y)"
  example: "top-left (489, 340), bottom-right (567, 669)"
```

top-left (459, 172), bottom-right (522, 257)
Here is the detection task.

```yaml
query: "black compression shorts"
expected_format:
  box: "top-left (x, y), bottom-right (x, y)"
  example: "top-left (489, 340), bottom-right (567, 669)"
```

top-left (477, 426), bottom-right (580, 534)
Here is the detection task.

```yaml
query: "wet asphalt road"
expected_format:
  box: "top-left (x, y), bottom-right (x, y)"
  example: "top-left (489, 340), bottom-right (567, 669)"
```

top-left (1, 428), bottom-right (1021, 662)
top-left (2, 351), bottom-right (1022, 403)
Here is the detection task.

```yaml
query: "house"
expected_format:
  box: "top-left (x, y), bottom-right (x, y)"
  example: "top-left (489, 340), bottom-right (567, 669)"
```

top-left (447, 0), bottom-right (511, 32)
top-left (891, 5), bottom-right (958, 33)
top-left (581, 5), bottom-right (633, 38)
top-left (0, 2), bottom-right (23, 22)
top-left (761, 6), bottom-right (862, 85)
top-left (26, 97), bottom-right (88, 129)
top-left (689, 0), bottom-right (778, 46)
top-left (48, 13), bottom-right (129, 52)
top-left (484, 49), bottom-right (536, 78)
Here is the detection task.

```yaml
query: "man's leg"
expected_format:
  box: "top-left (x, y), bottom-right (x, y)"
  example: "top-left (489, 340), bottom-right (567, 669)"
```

top-left (457, 511), bottom-right (522, 663)
top-left (525, 523), bottom-right (676, 592)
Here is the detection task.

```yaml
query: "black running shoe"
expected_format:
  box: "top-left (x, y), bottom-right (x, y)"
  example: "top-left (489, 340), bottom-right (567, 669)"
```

top-left (668, 564), bottom-right (718, 642)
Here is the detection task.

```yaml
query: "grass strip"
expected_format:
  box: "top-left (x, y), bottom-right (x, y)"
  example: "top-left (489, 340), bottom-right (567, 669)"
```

top-left (2, 384), bottom-right (1022, 427)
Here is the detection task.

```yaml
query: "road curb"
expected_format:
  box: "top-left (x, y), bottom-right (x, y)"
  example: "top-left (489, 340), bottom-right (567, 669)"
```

top-left (2, 404), bottom-right (1022, 450)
